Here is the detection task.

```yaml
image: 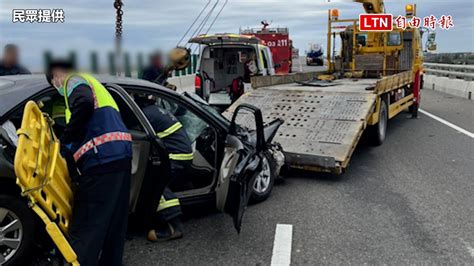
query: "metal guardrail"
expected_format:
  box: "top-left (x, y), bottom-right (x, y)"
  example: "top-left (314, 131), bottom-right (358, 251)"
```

top-left (43, 51), bottom-right (199, 78)
top-left (424, 63), bottom-right (474, 81)
top-left (424, 52), bottom-right (474, 65)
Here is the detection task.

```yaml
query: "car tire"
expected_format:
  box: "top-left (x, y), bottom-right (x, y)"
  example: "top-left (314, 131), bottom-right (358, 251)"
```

top-left (0, 195), bottom-right (35, 266)
top-left (369, 99), bottom-right (388, 146)
top-left (250, 151), bottom-right (276, 204)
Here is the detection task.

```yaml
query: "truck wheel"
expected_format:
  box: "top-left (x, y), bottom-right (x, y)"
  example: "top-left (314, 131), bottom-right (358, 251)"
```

top-left (250, 151), bottom-right (275, 204)
top-left (370, 99), bottom-right (388, 146)
top-left (0, 195), bottom-right (35, 265)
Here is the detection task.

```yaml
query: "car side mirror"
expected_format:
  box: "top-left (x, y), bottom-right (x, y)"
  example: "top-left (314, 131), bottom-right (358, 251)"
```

top-left (229, 103), bottom-right (265, 152)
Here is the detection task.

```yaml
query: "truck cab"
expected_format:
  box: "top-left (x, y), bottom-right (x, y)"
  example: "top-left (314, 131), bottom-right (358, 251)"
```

top-left (190, 34), bottom-right (275, 107)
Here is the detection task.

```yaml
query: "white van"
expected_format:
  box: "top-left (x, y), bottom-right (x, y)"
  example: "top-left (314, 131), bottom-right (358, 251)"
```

top-left (190, 34), bottom-right (275, 107)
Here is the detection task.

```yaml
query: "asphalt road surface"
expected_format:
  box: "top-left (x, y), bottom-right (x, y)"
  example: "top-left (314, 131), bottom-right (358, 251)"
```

top-left (123, 88), bottom-right (473, 265)
top-left (292, 56), bottom-right (326, 73)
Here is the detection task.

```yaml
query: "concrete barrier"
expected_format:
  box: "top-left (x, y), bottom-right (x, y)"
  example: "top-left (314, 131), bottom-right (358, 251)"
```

top-left (424, 63), bottom-right (474, 81)
top-left (139, 71), bottom-right (474, 102)
top-left (169, 74), bottom-right (195, 93)
top-left (130, 71), bottom-right (195, 93)
top-left (424, 74), bottom-right (473, 100)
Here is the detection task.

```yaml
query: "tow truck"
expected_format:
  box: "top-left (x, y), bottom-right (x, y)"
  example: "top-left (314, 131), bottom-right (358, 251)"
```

top-left (224, 0), bottom-right (437, 174)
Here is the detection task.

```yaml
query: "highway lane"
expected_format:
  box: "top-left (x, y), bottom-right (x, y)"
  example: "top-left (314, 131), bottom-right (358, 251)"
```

top-left (123, 89), bottom-right (473, 265)
top-left (292, 56), bottom-right (326, 73)
top-left (420, 88), bottom-right (474, 132)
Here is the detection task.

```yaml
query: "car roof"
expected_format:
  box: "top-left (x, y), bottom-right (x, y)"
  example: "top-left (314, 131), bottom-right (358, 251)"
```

top-left (0, 74), bottom-right (168, 118)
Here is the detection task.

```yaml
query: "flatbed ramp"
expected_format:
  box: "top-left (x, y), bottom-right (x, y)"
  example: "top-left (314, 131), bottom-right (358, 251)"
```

top-left (224, 81), bottom-right (378, 173)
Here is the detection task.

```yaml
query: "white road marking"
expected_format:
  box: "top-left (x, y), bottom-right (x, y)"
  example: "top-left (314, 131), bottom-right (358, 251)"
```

top-left (460, 239), bottom-right (474, 258)
top-left (419, 109), bottom-right (474, 139)
top-left (271, 224), bottom-right (293, 266)
top-left (466, 244), bottom-right (474, 259)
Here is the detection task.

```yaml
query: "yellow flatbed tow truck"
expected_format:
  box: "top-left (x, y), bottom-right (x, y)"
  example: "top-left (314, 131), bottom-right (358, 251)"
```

top-left (224, 1), bottom-right (436, 174)
top-left (225, 72), bottom-right (412, 174)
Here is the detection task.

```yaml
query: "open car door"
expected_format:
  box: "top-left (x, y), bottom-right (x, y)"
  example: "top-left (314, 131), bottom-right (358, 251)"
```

top-left (215, 104), bottom-right (266, 233)
top-left (105, 83), bottom-right (172, 214)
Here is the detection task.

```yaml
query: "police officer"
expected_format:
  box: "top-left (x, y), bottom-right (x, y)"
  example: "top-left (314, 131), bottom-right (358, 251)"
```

top-left (134, 95), bottom-right (193, 242)
top-left (0, 44), bottom-right (30, 76)
top-left (46, 60), bottom-right (132, 266)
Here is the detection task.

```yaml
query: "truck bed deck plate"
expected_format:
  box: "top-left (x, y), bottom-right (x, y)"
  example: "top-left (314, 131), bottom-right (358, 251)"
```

top-left (224, 86), bottom-right (377, 173)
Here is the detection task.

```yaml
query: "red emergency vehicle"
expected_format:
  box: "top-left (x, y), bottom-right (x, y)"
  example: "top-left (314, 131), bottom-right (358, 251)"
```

top-left (240, 21), bottom-right (292, 75)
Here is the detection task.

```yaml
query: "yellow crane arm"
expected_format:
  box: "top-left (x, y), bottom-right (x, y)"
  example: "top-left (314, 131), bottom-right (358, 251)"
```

top-left (353, 0), bottom-right (385, 14)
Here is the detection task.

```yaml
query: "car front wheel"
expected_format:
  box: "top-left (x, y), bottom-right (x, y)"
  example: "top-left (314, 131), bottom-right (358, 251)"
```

top-left (0, 195), bottom-right (35, 266)
top-left (250, 151), bottom-right (276, 203)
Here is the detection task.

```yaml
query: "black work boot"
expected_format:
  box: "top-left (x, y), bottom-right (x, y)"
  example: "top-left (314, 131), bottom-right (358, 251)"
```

top-left (169, 216), bottom-right (184, 239)
top-left (147, 219), bottom-right (183, 242)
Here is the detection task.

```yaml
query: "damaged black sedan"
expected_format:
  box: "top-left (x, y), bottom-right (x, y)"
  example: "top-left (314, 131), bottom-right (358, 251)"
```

top-left (0, 75), bottom-right (284, 265)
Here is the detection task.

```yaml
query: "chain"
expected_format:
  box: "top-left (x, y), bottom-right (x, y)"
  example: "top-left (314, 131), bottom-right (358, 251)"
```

top-left (114, 0), bottom-right (123, 75)
top-left (114, 0), bottom-right (123, 40)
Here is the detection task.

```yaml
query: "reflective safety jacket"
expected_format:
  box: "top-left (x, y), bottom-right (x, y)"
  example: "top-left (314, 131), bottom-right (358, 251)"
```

top-left (62, 73), bottom-right (132, 171)
top-left (141, 105), bottom-right (193, 161)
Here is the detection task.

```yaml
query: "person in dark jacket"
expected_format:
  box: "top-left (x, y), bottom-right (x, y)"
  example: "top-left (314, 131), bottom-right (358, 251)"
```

top-left (0, 44), bottom-right (30, 76)
top-left (141, 52), bottom-right (167, 84)
top-left (135, 95), bottom-right (193, 242)
top-left (141, 52), bottom-right (177, 90)
top-left (46, 60), bottom-right (132, 266)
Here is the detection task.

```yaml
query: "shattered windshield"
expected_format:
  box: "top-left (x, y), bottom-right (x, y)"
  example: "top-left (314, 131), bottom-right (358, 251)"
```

top-left (184, 92), bottom-right (230, 126)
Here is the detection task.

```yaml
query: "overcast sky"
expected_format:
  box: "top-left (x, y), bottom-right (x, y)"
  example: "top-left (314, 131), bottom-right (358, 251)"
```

top-left (0, 0), bottom-right (473, 70)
